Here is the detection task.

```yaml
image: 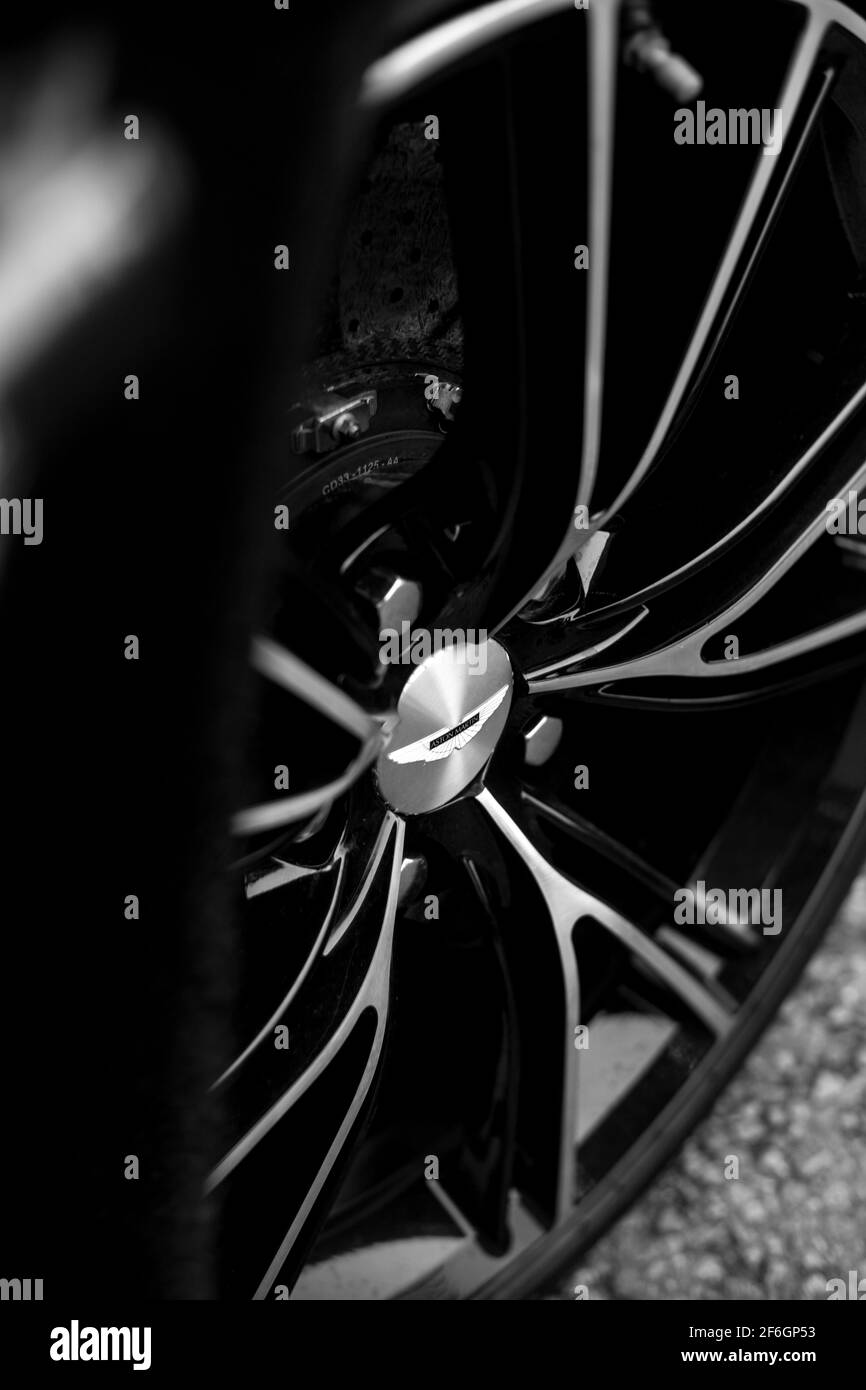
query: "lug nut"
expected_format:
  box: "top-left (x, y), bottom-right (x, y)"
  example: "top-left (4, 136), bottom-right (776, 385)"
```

top-left (523, 715), bottom-right (564, 767)
top-left (398, 855), bottom-right (427, 906)
top-left (356, 569), bottom-right (422, 645)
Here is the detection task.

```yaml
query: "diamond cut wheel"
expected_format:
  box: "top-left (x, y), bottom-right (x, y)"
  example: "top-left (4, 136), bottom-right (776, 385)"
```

top-left (213, 0), bottom-right (866, 1299)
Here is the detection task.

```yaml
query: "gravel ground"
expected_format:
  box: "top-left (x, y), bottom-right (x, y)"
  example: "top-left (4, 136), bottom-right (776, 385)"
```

top-left (553, 873), bottom-right (866, 1301)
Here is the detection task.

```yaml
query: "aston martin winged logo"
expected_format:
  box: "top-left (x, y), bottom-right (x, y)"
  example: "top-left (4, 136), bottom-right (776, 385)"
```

top-left (388, 685), bottom-right (509, 765)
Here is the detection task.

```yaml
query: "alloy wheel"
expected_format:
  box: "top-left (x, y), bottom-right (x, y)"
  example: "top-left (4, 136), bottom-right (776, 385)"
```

top-left (212, 0), bottom-right (866, 1299)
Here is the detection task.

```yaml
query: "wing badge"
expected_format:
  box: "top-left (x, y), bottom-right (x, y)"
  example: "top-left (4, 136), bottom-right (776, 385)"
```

top-left (387, 685), bottom-right (509, 766)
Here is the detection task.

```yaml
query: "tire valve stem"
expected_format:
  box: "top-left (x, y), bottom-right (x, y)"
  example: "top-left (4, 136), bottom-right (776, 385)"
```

top-left (623, 1), bottom-right (703, 105)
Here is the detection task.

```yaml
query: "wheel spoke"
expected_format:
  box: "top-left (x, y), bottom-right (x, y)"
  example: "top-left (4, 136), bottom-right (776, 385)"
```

top-left (231, 739), bottom-right (382, 836)
top-left (244, 827), bottom-right (347, 898)
top-left (474, 787), bottom-right (580, 1221)
top-left (245, 858), bottom-right (328, 897)
top-left (231, 637), bottom-right (386, 835)
top-left (582, 371), bottom-right (866, 625)
top-left (576, 0), bottom-right (618, 514)
top-left (521, 787), bottom-right (679, 903)
top-left (360, 0), bottom-right (580, 111)
top-left (478, 787), bottom-right (734, 1039)
top-left (396, 1192), bottom-right (545, 1300)
top-left (251, 636), bottom-right (378, 743)
top-left (251, 1021), bottom-right (385, 1299)
top-left (323, 812), bottom-right (397, 955)
top-left (531, 605), bottom-right (866, 694)
top-left (586, 906), bottom-right (734, 1037)
top-left (527, 454), bottom-right (866, 693)
top-left (592, 8), bottom-right (828, 524)
top-left (495, 0), bottom-right (621, 621)
top-left (208, 817), bottom-right (405, 1294)
top-left (524, 786), bottom-right (761, 959)
top-left (521, 606), bottom-right (648, 682)
top-left (216, 859), bottom-right (347, 1087)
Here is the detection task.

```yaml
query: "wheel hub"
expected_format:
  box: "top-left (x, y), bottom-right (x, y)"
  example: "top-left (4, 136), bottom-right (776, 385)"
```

top-left (376, 637), bottom-right (514, 815)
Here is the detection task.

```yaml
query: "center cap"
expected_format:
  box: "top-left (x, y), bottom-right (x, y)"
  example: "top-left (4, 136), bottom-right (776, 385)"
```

top-left (376, 638), bottom-right (514, 815)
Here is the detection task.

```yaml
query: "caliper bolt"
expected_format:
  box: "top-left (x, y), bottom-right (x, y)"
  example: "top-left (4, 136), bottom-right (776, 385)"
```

top-left (332, 413), bottom-right (362, 441)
